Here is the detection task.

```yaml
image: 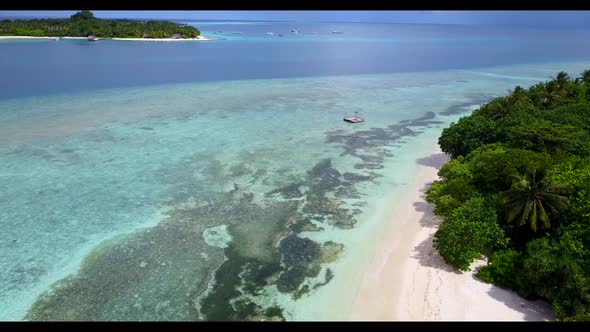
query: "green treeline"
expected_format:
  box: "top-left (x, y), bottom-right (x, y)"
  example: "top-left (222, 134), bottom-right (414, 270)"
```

top-left (427, 69), bottom-right (590, 321)
top-left (0, 10), bottom-right (199, 39)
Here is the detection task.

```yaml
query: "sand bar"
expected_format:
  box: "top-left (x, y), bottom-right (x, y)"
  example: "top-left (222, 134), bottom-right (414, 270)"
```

top-left (110, 36), bottom-right (214, 41)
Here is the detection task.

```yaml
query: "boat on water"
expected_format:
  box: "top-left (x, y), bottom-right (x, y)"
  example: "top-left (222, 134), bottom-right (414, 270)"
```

top-left (344, 116), bottom-right (364, 123)
top-left (331, 31), bottom-right (343, 34)
top-left (231, 32), bottom-right (244, 35)
top-left (344, 111), bottom-right (364, 123)
top-left (266, 32), bottom-right (274, 35)
top-left (278, 34), bottom-right (284, 37)
top-left (87, 35), bottom-right (99, 41)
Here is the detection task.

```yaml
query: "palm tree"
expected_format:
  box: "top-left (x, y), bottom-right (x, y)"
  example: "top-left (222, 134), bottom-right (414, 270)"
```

top-left (502, 169), bottom-right (569, 232)
top-left (509, 85), bottom-right (532, 106)
top-left (576, 69), bottom-right (590, 84)
top-left (485, 97), bottom-right (510, 120)
top-left (536, 82), bottom-right (561, 108)
top-left (548, 71), bottom-right (572, 102)
top-left (513, 85), bottom-right (526, 96)
top-left (551, 71), bottom-right (571, 89)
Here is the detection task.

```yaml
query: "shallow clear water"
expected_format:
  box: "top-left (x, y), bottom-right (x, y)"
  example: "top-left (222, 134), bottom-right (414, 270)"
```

top-left (1, 21), bottom-right (589, 321)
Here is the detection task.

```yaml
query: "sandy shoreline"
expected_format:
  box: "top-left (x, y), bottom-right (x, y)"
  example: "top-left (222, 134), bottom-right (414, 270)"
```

top-left (0, 35), bottom-right (214, 41)
top-left (349, 146), bottom-right (554, 321)
top-left (110, 36), bottom-right (213, 41)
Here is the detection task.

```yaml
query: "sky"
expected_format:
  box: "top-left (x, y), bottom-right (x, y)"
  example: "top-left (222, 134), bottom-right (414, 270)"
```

top-left (1, 11), bottom-right (590, 27)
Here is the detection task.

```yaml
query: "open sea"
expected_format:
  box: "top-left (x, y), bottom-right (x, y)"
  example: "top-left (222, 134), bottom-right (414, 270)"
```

top-left (1, 21), bottom-right (589, 320)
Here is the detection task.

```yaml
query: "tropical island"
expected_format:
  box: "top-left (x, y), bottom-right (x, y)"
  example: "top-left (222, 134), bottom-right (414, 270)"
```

top-left (426, 69), bottom-right (590, 321)
top-left (0, 10), bottom-right (201, 40)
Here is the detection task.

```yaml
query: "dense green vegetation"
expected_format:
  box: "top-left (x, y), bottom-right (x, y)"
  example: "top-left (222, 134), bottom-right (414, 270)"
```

top-left (0, 10), bottom-right (199, 39)
top-left (427, 69), bottom-right (590, 321)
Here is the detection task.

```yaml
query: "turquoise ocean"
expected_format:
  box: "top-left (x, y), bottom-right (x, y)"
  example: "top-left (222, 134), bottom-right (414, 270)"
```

top-left (1, 21), bottom-right (589, 320)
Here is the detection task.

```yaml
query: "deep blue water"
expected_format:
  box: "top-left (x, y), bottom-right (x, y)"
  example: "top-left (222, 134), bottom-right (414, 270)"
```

top-left (2, 21), bottom-right (590, 99)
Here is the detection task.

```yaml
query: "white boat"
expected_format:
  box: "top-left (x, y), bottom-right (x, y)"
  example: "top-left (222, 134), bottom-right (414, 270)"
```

top-left (344, 116), bottom-right (364, 123)
top-left (266, 32), bottom-right (274, 35)
top-left (331, 31), bottom-right (343, 34)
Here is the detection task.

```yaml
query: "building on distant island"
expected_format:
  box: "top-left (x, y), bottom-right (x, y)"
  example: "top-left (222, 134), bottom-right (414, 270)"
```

top-left (171, 34), bottom-right (181, 39)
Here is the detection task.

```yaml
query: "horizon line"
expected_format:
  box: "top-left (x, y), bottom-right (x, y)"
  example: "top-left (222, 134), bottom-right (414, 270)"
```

top-left (1, 13), bottom-right (589, 29)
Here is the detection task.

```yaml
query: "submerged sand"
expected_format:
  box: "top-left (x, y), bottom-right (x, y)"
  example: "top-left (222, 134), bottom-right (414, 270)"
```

top-left (350, 147), bottom-right (554, 321)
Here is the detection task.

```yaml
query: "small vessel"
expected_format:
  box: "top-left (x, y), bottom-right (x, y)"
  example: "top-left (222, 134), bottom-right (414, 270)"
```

top-left (266, 32), bottom-right (274, 35)
top-left (344, 116), bottom-right (364, 123)
top-left (231, 31), bottom-right (244, 35)
top-left (331, 30), bottom-right (343, 34)
top-left (278, 34), bottom-right (284, 37)
top-left (87, 35), bottom-right (99, 41)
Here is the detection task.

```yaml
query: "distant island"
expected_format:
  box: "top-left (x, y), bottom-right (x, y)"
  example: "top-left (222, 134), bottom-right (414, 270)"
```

top-left (0, 10), bottom-right (200, 40)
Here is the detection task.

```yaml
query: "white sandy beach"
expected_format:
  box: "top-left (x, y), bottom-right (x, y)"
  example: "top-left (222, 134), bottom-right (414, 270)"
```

top-left (110, 36), bottom-right (213, 41)
top-left (0, 36), bottom-right (213, 41)
top-left (349, 147), bottom-right (554, 321)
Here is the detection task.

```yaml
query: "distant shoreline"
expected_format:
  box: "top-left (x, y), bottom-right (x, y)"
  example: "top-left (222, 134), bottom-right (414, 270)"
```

top-left (0, 35), bottom-right (215, 41)
top-left (0, 36), bottom-right (72, 40)
top-left (111, 36), bottom-right (213, 41)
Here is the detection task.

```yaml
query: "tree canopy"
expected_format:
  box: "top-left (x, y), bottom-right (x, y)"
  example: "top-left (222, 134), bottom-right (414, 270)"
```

top-left (428, 69), bottom-right (590, 321)
top-left (70, 10), bottom-right (95, 21)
